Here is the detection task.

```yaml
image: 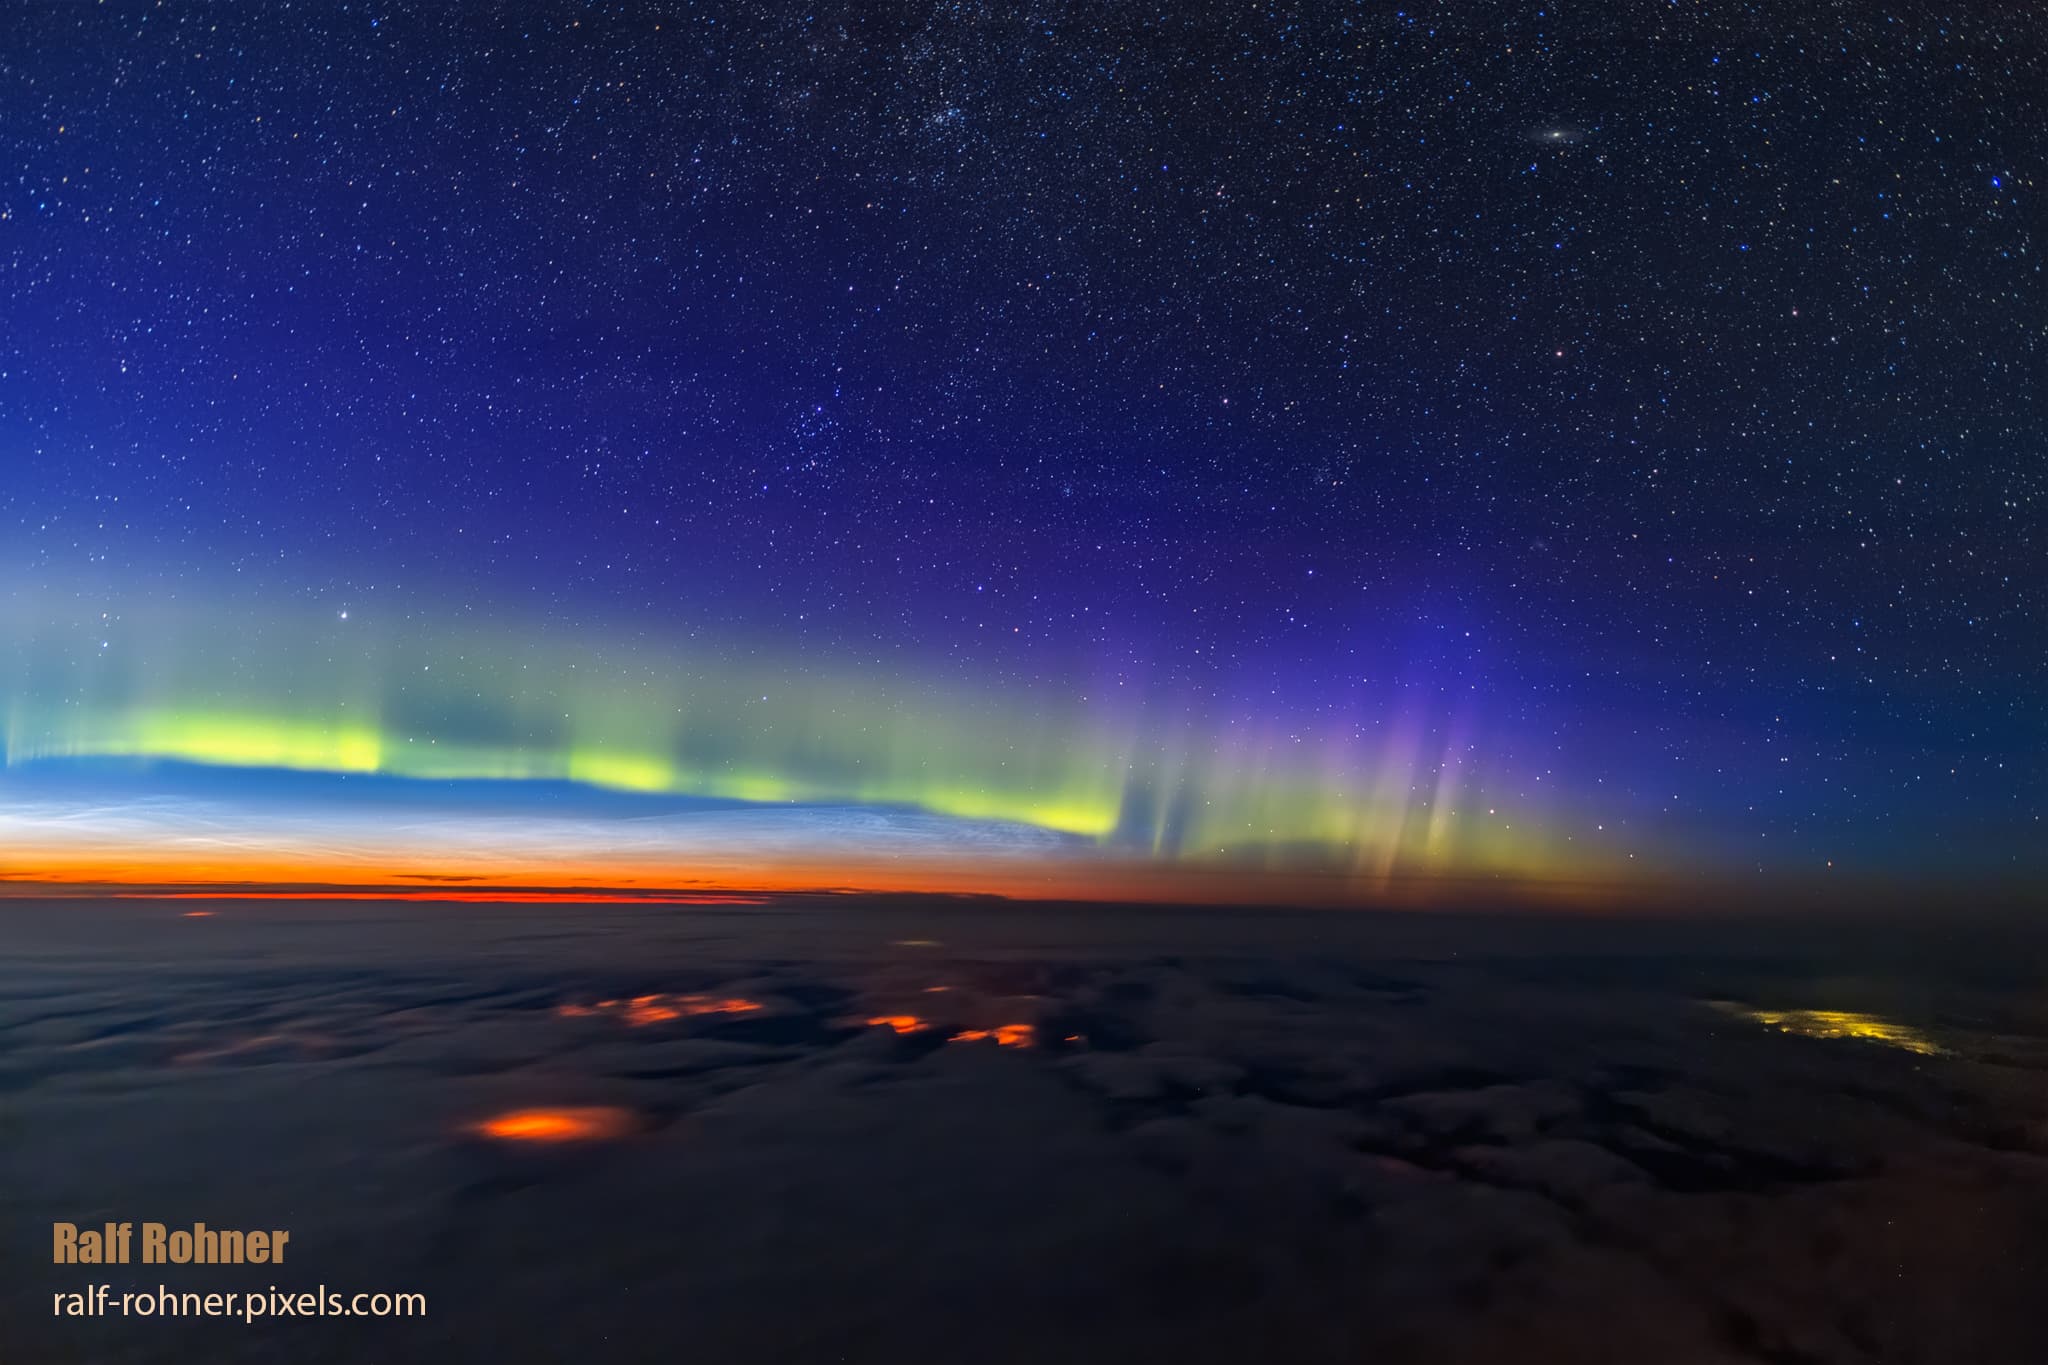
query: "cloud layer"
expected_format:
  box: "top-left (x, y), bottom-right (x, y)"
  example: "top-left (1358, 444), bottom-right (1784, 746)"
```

top-left (7, 900), bottom-right (2048, 1363)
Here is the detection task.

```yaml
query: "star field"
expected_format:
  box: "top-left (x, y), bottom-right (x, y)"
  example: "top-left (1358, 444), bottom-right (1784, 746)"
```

top-left (1, 1), bottom-right (2041, 893)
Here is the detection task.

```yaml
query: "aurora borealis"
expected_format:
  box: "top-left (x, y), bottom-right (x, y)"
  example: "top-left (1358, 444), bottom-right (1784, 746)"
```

top-left (0, 578), bottom-right (1625, 902)
top-left (1, 0), bottom-right (2041, 909)
top-left (0, 562), bottom-right (2035, 907)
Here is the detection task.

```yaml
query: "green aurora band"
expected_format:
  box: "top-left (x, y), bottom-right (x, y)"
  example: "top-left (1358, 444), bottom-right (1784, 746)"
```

top-left (0, 588), bottom-right (1608, 886)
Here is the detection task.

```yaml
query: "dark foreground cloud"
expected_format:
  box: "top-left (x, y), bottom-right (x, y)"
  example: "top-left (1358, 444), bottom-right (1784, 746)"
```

top-left (5, 900), bottom-right (2047, 1364)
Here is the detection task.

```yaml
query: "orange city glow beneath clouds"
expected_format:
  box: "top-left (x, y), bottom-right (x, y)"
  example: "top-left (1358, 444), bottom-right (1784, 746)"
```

top-left (474, 1107), bottom-right (638, 1143)
top-left (864, 1016), bottom-right (1036, 1046)
top-left (558, 994), bottom-right (762, 1026)
top-left (950, 1023), bottom-right (1035, 1048)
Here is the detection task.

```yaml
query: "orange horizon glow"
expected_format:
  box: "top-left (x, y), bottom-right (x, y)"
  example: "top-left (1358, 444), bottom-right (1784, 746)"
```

top-left (0, 848), bottom-right (1656, 913)
top-left (137, 889), bottom-right (772, 905)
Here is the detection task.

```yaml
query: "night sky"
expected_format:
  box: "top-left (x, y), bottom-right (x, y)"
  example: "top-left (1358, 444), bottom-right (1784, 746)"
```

top-left (2, 1), bottom-right (2041, 902)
